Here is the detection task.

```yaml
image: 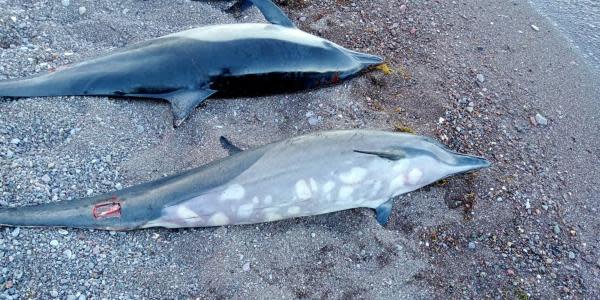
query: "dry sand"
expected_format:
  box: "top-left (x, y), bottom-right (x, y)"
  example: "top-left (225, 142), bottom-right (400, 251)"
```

top-left (0, 0), bottom-right (599, 299)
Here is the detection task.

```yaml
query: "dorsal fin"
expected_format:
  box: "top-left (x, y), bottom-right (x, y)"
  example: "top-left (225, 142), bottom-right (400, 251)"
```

top-left (219, 136), bottom-right (243, 155)
top-left (353, 149), bottom-right (406, 161)
top-left (225, 0), bottom-right (296, 28)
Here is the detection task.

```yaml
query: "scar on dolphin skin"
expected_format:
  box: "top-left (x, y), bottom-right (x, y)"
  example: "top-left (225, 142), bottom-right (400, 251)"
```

top-left (0, 0), bottom-right (384, 127)
top-left (0, 130), bottom-right (491, 231)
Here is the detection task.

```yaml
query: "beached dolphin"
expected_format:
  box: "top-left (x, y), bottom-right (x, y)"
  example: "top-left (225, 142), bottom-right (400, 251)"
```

top-left (0, 130), bottom-right (491, 230)
top-left (0, 0), bottom-right (383, 126)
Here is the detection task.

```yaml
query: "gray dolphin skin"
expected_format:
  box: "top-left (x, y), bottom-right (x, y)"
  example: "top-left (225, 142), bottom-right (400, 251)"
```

top-left (0, 0), bottom-right (383, 126)
top-left (0, 130), bottom-right (491, 231)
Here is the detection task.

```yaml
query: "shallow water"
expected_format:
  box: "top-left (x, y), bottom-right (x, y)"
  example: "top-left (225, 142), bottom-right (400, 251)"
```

top-left (529, 0), bottom-right (600, 73)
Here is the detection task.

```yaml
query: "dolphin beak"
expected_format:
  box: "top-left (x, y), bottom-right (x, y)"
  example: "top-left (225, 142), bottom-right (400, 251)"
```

top-left (453, 154), bottom-right (492, 173)
top-left (346, 49), bottom-right (385, 68)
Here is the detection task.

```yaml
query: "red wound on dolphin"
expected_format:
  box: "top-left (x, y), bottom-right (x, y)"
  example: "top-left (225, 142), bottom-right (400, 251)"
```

top-left (93, 201), bottom-right (122, 219)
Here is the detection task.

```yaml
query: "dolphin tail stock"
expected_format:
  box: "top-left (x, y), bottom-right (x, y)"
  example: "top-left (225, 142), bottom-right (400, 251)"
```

top-left (223, 0), bottom-right (296, 28)
top-left (0, 193), bottom-right (153, 231)
top-left (0, 76), bottom-right (64, 98)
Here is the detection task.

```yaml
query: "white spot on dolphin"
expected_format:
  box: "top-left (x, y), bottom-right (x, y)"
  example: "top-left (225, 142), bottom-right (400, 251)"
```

top-left (209, 212), bottom-right (230, 226)
top-left (309, 178), bottom-right (318, 192)
top-left (295, 180), bottom-right (312, 200)
top-left (220, 184), bottom-right (245, 201)
top-left (338, 186), bottom-right (354, 201)
top-left (390, 176), bottom-right (405, 191)
top-left (264, 212), bottom-right (283, 222)
top-left (177, 206), bottom-right (200, 220)
top-left (323, 181), bottom-right (336, 193)
top-left (407, 168), bottom-right (423, 185)
top-left (252, 196), bottom-right (260, 204)
top-left (287, 206), bottom-right (301, 215)
top-left (339, 167), bottom-right (367, 184)
top-left (237, 203), bottom-right (255, 219)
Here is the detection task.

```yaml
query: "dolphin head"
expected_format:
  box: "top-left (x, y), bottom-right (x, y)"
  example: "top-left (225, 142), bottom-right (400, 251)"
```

top-left (348, 131), bottom-right (491, 195)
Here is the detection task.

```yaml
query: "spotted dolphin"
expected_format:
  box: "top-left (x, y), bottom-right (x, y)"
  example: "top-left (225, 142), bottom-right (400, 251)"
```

top-left (0, 0), bottom-right (383, 126)
top-left (0, 130), bottom-right (491, 230)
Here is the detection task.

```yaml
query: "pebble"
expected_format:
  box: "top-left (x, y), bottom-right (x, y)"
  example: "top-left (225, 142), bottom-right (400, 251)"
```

top-left (535, 113), bottom-right (548, 126)
top-left (50, 290), bottom-right (59, 298)
top-left (50, 240), bottom-right (59, 247)
top-left (63, 249), bottom-right (73, 259)
top-left (242, 262), bottom-right (251, 272)
top-left (568, 251), bottom-right (576, 259)
top-left (299, 16), bottom-right (307, 22)
top-left (531, 24), bottom-right (540, 31)
top-left (476, 74), bottom-right (485, 83)
top-left (41, 174), bottom-right (51, 183)
top-left (61, 0), bottom-right (70, 7)
top-left (115, 183), bottom-right (123, 190)
top-left (10, 138), bottom-right (20, 145)
top-left (11, 228), bottom-right (20, 238)
top-left (58, 229), bottom-right (69, 235)
top-left (553, 224), bottom-right (561, 235)
top-left (79, 7), bottom-right (87, 15)
top-left (468, 241), bottom-right (476, 249)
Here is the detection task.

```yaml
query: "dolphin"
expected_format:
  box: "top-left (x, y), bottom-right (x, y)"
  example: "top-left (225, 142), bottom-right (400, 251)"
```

top-left (0, 0), bottom-right (384, 126)
top-left (0, 130), bottom-right (491, 230)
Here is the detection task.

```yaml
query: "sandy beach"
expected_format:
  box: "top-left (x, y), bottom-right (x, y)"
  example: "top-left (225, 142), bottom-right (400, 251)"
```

top-left (1, 0), bottom-right (599, 299)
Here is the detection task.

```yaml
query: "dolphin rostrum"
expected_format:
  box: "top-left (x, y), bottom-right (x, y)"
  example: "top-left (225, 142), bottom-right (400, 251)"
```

top-left (0, 0), bottom-right (383, 126)
top-left (0, 130), bottom-right (491, 230)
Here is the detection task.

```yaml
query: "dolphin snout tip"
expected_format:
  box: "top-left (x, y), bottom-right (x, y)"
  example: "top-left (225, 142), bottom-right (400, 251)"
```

top-left (455, 154), bottom-right (492, 171)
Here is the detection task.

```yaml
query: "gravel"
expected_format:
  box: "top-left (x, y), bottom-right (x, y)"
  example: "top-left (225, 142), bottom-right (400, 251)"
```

top-left (1, 0), bottom-right (599, 299)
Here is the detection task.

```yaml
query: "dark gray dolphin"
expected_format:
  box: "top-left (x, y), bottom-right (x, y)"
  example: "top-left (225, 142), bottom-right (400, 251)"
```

top-left (0, 130), bottom-right (491, 230)
top-left (0, 0), bottom-right (383, 126)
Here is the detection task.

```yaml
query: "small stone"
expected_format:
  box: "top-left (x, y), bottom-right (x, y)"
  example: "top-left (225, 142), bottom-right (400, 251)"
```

top-left (476, 74), bottom-right (485, 83)
top-left (66, 295), bottom-right (77, 300)
top-left (78, 6), bottom-right (87, 15)
top-left (10, 138), bottom-right (20, 145)
top-left (115, 183), bottom-right (123, 190)
top-left (242, 262), bottom-right (250, 272)
top-left (468, 241), bottom-right (476, 249)
top-left (86, 189), bottom-right (94, 196)
top-left (58, 229), bottom-right (69, 235)
top-left (63, 249), bottom-right (73, 259)
top-left (50, 290), bottom-right (59, 298)
top-left (41, 174), bottom-right (51, 183)
top-left (11, 228), bottom-right (20, 237)
top-left (307, 116), bottom-right (319, 126)
top-left (299, 16), bottom-right (307, 22)
top-left (531, 24), bottom-right (539, 31)
top-left (535, 113), bottom-right (548, 126)
top-left (496, 197), bottom-right (503, 202)
top-left (61, 0), bottom-right (70, 7)
top-left (553, 224), bottom-right (561, 235)
top-left (568, 251), bottom-right (576, 259)
top-left (466, 106), bottom-right (473, 113)
top-left (311, 232), bottom-right (316, 238)
top-left (50, 240), bottom-right (59, 247)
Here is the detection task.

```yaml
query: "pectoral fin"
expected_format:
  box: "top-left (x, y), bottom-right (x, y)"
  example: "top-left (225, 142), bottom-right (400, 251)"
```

top-left (164, 89), bottom-right (216, 127)
top-left (375, 199), bottom-right (394, 226)
top-left (219, 136), bottom-right (243, 155)
top-left (226, 0), bottom-right (296, 28)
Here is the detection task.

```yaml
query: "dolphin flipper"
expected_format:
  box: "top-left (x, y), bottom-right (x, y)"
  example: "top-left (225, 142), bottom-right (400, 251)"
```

top-left (162, 89), bottom-right (217, 127)
top-left (226, 0), bottom-right (296, 28)
top-left (219, 136), bottom-right (243, 155)
top-left (375, 199), bottom-right (394, 226)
